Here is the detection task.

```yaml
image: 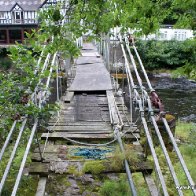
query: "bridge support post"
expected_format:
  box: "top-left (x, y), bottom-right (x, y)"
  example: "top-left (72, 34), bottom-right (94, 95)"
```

top-left (36, 177), bottom-right (47, 196)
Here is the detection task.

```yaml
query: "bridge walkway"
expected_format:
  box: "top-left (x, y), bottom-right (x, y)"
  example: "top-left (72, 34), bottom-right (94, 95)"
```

top-left (29, 43), bottom-right (154, 195)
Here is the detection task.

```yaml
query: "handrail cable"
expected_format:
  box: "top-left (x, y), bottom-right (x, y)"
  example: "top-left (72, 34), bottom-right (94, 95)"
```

top-left (0, 119), bottom-right (27, 194)
top-left (126, 35), bottom-right (195, 196)
top-left (124, 38), bottom-right (183, 195)
top-left (119, 34), bottom-right (169, 196)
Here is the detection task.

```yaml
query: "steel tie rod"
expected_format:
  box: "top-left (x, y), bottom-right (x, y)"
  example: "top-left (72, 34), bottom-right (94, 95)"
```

top-left (11, 119), bottom-right (39, 196)
top-left (151, 116), bottom-right (183, 196)
top-left (115, 126), bottom-right (137, 196)
top-left (0, 121), bottom-right (17, 162)
top-left (0, 119), bottom-right (27, 194)
top-left (162, 118), bottom-right (196, 196)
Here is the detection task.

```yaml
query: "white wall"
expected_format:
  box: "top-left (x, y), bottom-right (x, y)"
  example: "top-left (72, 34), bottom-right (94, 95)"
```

top-left (142, 28), bottom-right (194, 41)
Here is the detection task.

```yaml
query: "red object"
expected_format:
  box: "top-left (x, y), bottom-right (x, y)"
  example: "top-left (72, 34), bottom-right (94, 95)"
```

top-left (150, 91), bottom-right (164, 112)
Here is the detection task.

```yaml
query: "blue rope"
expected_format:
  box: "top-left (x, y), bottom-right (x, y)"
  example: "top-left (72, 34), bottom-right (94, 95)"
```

top-left (71, 148), bottom-right (113, 159)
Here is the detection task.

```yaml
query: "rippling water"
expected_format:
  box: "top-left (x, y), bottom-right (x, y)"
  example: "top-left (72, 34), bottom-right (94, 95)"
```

top-left (124, 74), bottom-right (196, 122)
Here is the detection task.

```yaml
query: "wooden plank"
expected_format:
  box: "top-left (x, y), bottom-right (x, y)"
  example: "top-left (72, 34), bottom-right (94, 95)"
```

top-left (30, 160), bottom-right (152, 174)
top-left (76, 56), bottom-right (103, 65)
top-left (106, 90), bottom-right (119, 125)
top-left (47, 125), bottom-right (112, 132)
top-left (143, 173), bottom-right (159, 196)
top-left (48, 122), bottom-right (109, 126)
top-left (69, 73), bottom-right (112, 91)
top-left (64, 91), bottom-right (74, 103)
top-left (49, 118), bottom-right (110, 123)
top-left (81, 52), bottom-right (100, 57)
top-left (41, 132), bottom-right (113, 140)
top-left (29, 162), bottom-right (49, 176)
top-left (36, 177), bottom-right (47, 196)
top-left (76, 64), bottom-right (109, 75)
top-left (82, 43), bottom-right (97, 50)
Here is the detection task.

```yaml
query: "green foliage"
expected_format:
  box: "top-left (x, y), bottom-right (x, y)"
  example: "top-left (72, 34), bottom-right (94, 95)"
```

top-left (99, 175), bottom-right (131, 196)
top-left (111, 145), bottom-right (140, 171)
top-left (0, 5), bottom-right (81, 140)
top-left (69, 0), bottom-right (172, 36)
top-left (83, 160), bottom-right (105, 174)
top-left (172, 0), bottom-right (196, 30)
top-left (0, 57), bottom-right (12, 70)
top-left (135, 39), bottom-right (196, 79)
top-left (148, 122), bottom-right (196, 195)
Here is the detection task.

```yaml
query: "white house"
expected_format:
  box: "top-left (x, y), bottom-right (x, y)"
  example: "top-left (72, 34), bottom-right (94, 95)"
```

top-left (110, 26), bottom-right (194, 41)
top-left (143, 25), bottom-right (194, 41)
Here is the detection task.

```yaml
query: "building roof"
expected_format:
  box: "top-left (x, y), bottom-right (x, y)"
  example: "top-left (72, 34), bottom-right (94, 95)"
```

top-left (0, 0), bottom-right (45, 11)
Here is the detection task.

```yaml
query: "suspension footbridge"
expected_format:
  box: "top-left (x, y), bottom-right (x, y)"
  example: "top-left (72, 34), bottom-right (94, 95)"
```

top-left (0, 36), bottom-right (195, 196)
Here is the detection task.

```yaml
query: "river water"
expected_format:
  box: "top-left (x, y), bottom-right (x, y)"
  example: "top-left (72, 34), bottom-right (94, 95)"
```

top-left (123, 73), bottom-right (196, 122)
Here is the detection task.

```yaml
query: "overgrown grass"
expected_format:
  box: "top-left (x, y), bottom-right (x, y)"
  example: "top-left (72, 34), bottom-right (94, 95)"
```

top-left (99, 174), bottom-right (131, 196)
top-left (83, 160), bottom-right (105, 174)
top-left (99, 173), bottom-right (150, 196)
top-left (0, 128), bottom-right (38, 195)
top-left (147, 121), bottom-right (196, 195)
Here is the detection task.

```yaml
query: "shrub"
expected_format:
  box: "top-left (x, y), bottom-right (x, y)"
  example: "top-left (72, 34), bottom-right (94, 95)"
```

top-left (135, 39), bottom-right (196, 70)
top-left (0, 57), bottom-right (12, 70)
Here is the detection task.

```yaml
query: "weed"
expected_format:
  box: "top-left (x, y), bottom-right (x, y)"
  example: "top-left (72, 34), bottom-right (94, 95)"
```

top-left (99, 175), bottom-right (130, 196)
top-left (83, 160), bottom-right (105, 175)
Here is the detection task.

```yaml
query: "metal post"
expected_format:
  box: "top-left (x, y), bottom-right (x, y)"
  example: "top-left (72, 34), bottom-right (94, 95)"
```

top-left (115, 127), bottom-right (137, 196)
top-left (162, 118), bottom-right (196, 196)
top-left (0, 119), bottom-right (27, 195)
top-left (11, 119), bottom-right (38, 196)
top-left (0, 121), bottom-right (17, 161)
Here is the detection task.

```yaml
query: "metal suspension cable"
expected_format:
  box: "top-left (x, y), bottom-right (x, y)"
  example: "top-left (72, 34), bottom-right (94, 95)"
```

top-left (127, 29), bottom-right (154, 92)
top-left (11, 119), bottom-right (38, 196)
top-left (123, 37), bottom-right (185, 195)
top-left (119, 35), bottom-right (169, 196)
top-left (125, 33), bottom-right (194, 195)
top-left (12, 52), bottom-right (59, 196)
top-left (114, 126), bottom-right (137, 196)
top-left (0, 121), bottom-right (17, 161)
top-left (1, 2), bottom-right (70, 195)
top-left (150, 116), bottom-right (183, 196)
top-left (0, 44), bottom-right (47, 163)
top-left (0, 119), bottom-right (27, 194)
top-left (132, 45), bottom-right (154, 92)
top-left (162, 118), bottom-right (196, 196)
top-left (124, 37), bottom-right (143, 89)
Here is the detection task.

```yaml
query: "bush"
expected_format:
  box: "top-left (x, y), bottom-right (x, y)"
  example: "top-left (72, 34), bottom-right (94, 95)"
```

top-left (99, 175), bottom-right (130, 196)
top-left (0, 57), bottom-right (12, 70)
top-left (135, 39), bottom-right (196, 70)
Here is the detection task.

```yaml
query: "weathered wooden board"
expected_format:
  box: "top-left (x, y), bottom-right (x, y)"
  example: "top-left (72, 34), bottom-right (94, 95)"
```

top-left (36, 177), bottom-right (47, 196)
top-left (76, 64), bottom-right (109, 75)
top-left (82, 43), bottom-right (97, 50)
top-left (106, 90), bottom-right (119, 125)
top-left (64, 91), bottom-right (74, 103)
top-left (69, 73), bottom-right (112, 91)
top-left (29, 160), bottom-right (152, 174)
top-left (48, 122), bottom-right (110, 126)
top-left (47, 125), bottom-right (112, 132)
top-left (143, 173), bottom-right (159, 196)
top-left (81, 52), bottom-right (100, 57)
top-left (49, 117), bottom-right (110, 123)
top-left (29, 162), bottom-right (49, 176)
top-left (75, 56), bottom-right (103, 65)
top-left (41, 132), bottom-right (113, 140)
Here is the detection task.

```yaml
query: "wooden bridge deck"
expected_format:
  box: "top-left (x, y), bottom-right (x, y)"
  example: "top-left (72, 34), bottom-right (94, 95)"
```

top-left (70, 44), bottom-right (112, 91)
top-left (30, 43), bottom-right (153, 195)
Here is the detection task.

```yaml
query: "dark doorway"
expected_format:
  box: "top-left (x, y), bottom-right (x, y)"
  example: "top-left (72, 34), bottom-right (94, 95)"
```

top-left (0, 30), bottom-right (7, 44)
top-left (9, 29), bottom-right (22, 43)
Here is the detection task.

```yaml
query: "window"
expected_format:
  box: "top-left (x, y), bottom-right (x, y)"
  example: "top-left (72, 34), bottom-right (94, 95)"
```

top-left (0, 12), bottom-right (5, 19)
